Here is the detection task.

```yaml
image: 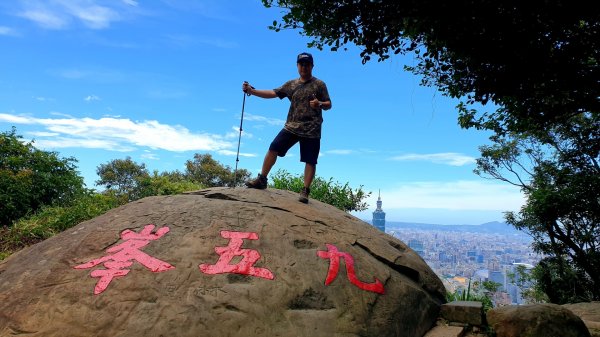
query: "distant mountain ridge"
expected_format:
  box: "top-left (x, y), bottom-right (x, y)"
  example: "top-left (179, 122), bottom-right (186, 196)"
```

top-left (364, 220), bottom-right (523, 235)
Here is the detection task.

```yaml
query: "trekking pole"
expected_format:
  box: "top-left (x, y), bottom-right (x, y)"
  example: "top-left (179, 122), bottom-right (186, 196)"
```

top-left (233, 81), bottom-right (253, 187)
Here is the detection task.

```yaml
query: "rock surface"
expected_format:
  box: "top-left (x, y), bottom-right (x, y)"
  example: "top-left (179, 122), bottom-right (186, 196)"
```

top-left (0, 187), bottom-right (446, 337)
top-left (440, 301), bottom-right (483, 326)
top-left (487, 303), bottom-right (591, 337)
top-left (563, 302), bottom-right (600, 337)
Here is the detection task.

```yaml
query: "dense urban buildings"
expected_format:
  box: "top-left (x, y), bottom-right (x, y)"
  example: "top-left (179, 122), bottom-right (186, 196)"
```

top-left (367, 201), bottom-right (540, 306)
top-left (389, 226), bottom-right (540, 305)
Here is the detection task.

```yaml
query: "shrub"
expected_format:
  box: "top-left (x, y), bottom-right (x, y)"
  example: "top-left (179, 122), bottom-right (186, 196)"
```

top-left (269, 169), bottom-right (371, 212)
top-left (0, 193), bottom-right (120, 260)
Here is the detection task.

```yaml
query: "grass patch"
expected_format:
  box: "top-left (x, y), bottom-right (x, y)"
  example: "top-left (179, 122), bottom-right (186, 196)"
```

top-left (0, 193), bottom-right (121, 261)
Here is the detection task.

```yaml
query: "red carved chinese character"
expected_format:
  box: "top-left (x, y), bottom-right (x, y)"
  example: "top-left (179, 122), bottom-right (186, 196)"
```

top-left (317, 244), bottom-right (385, 294)
top-left (74, 224), bottom-right (175, 294)
top-left (199, 230), bottom-right (274, 280)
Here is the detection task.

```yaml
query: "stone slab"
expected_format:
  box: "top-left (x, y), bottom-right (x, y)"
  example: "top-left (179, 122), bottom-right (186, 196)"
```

top-left (440, 301), bottom-right (483, 326)
top-left (423, 325), bottom-right (465, 337)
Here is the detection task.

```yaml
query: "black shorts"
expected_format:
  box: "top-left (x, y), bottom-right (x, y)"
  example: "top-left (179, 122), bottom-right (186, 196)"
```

top-left (269, 129), bottom-right (320, 165)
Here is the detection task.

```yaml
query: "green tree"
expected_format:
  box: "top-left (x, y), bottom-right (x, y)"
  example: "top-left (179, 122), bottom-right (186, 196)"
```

top-left (2, 163), bottom-right (202, 260)
top-left (476, 119), bottom-right (600, 302)
top-left (263, 1), bottom-right (600, 302)
top-left (270, 169), bottom-right (370, 212)
top-left (507, 264), bottom-right (551, 304)
top-left (1, 192), bottom-right (121, 260)
top-left (446, 279), bottom-right (493, 312)
top-left (95, 157), bottom-right (150, 202)
top-left (481, 280), bottom-right (501, 294)
top-left (185, 153), bottom-right (250, 187)
top-left (0, 127), bottom-right (85, 227)
top-left (531, 257), bottom-right (588, 303)
top-left (137, 170), bottom-right (204, 198)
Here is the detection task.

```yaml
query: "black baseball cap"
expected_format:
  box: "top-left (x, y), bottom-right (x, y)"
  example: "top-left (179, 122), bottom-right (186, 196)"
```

top-left (297, 52), bottom-right (313, 64)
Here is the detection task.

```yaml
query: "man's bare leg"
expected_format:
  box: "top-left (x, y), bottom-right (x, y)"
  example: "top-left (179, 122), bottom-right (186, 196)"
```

top-left (303, 163), bottom-right (316, 188)
top-left (246, 150), bottom-right (278, 189)
top-left (299, 163), bottom-right (316, 203)
top-left (261, 150), bottom-right (278, 177)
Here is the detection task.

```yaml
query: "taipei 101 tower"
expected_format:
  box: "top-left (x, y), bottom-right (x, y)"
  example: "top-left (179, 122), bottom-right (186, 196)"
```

top-left (372, 190), bottom-right (386, 232)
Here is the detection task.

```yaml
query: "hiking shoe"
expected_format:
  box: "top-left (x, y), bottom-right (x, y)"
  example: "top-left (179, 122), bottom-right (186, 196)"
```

top-left (298, 187), bottom-right (310, 203)
top-left (245, 173), bottom-right (268, 189)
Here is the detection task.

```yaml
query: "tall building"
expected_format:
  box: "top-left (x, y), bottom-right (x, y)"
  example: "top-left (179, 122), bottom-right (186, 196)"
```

top-left (489, 270), bottom-right (505, 292)
top-left (372, 190), bottom-right (386, 232)
top-left (408, 239), bottom-right (425, 257)
top-left (507, 263), bottom-right (534, 304)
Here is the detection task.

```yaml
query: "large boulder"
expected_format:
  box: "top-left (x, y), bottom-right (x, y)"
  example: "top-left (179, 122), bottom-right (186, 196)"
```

top-left (563, 302), bottom-right (600, 337)
top-left (0, 187), bottom-right (446, 337)
top-left (487, 303), bottom-right (591, 337)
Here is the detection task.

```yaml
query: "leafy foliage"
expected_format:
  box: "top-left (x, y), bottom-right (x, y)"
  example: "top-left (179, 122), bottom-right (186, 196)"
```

top-left (476, 116), bottom-right (600, 302)
top-left (1, 159), bottom-right (203, 260)
top-left (0, 142), bottom-right (241, 260)
top-left (481, 280), bottom-right (501, 294)
top-left (504, 264), bottom-right (550, 304)
top-left (0, 127), bottom-right (85, 227)
top-left (0, 192), bottom-right (121, 260)
top-left (95, 156), bottom-right (150, 202)
top-left (137, 170), bottom-right (203, 198)
top-left (532, 256), bottom-right (592, 303)
top-left (185, 153), bottom-right (251, 187)
top-left (270, 169), bottom-right (371, 212)
top-left (446, 279), bottom-right (493, 313)
top-left (96, 157), bottom-right (205, 202)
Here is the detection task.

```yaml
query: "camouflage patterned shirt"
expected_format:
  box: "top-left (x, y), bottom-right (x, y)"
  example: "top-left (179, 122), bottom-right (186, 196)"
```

top-left (274, 77), bottom-right (331, 139)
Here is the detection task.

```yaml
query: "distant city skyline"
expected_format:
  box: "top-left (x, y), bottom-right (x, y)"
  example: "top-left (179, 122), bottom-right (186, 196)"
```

top-left (392, 227), bottom-right (539, 305)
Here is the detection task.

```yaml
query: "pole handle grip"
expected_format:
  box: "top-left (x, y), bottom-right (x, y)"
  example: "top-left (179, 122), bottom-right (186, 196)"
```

top-left (243, 81), bottom-right (255, 96)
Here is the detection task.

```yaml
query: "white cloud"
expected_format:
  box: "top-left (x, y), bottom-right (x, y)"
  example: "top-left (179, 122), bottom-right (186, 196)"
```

top-left (0, 113), bottom-right (232, 152)
top-left (33, 136), bottom-right (136, 152)
top-left (353, 207), bottom-right (508, 226)
top-left (225, 126), bottom-right (253, 139)
top-left (17, 0), bottom-right (122, 30)
top-left (53, 68), bottom-right (125, 82)
top-left (0, 26), bottom-right (19, 36)
top-left (390, 152), bottom-right (476, 166)
top-left (374, 180), bottom-right (524, 212)
top-left (28, 131), bottom-right (60, 137)
top-left (19, 8), bottom-right (68, 29)
top-left (217, 149), bottom-right (256, 157)
top-left (84, 95), bottom-right (100, 101)
top-left (122, 0), bottom-right (138, 6)
top-left (244, 113), bottom-right (285, 126)
top-left (50, 111), bottom-right (74, 118)
top-left (59, 1), bottom-right (119, 29)
top-left (0, 114), bottom-right (33, 124)
top-left (325, 149), bottom-right (354, 155)
top-left (141, 152), bottom-right (159, 160)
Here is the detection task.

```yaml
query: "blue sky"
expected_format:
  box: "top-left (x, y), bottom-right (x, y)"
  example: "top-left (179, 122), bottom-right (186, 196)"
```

top-left (0, 0), bottom-right (524, 225)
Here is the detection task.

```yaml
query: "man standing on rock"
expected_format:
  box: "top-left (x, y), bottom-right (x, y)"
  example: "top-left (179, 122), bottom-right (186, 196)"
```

top-left (242, 52), bottom-right (332, 203)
